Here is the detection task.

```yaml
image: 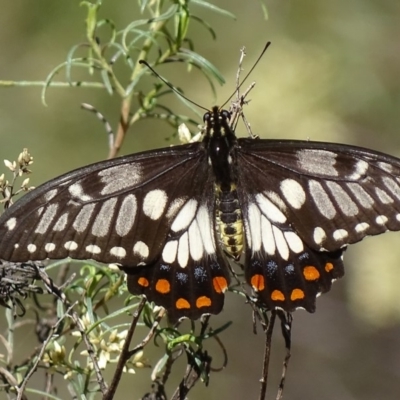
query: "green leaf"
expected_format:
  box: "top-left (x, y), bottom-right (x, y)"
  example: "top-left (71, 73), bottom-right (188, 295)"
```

top-left (25, 388), bottom-right (65, 400)
top-left (121, 4), bottom-right (179, 50)
top-left (177, 49), bottom-right (225, 85)
top-left (191, 0), bottom-right (236, 19)
top-left (80, 1), bottom-right (100, 40)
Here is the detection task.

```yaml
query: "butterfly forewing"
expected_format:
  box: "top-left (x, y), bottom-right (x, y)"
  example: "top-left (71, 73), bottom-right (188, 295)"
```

top-left (237, 138), bottom-right (400, 252)
top-left (0, 143), bottom-right (207, 263)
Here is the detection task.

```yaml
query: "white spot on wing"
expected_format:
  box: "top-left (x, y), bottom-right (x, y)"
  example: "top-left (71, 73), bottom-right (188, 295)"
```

top-left (73, 204), bottom-right (95, 233)
top-left (265, 191), bottom-right (287, 212)
top-left (326, 181), bottom-right (358, 216)
top-left (166, 197), bottom-right (186, 219)
top-left (171, 199), bottom-right (198, 232)
top-left (296, 149), bottom-right (338, 176)
top-left (375, 188), bottom-right (393, 204)
top-left (260, 216), bottom-right (275, 255)
top-left (143, 189), bottom-right (168, 220)
top-left (346, 183), bottom-right (374, 208)
top-left (44, 189), bottom-right (58, 202)
top-left (188, 220), bottom-right (203, 261)
top-left (382, 177), bottom-right (400, 200)
top-left (27, 244), bottom-right (37, 253)
top-left (196, 205), bottom-right (215, 254)
top-left (355, 222), bottom-right (369, 233)
top-left (86, 244), bottom-right (101, 254)
top-left (162, 240), bottom-right (178, 263)
top-left (280, 179), bottom-right (306, 209)
top-left (116, 194), bottom-right (137, 236)
top-left (313, 227), bottom-right (326, 245)
top-left (99, 163), bottom-right (143, 195)
top-left (45, 243), bottom-right (56, 252)
top-left (256, 194), bottom-right (287, 223)
top-left (91, 198), bottom-right (117, 237)
top-left (309, 180), bottom-right (336, 219)
top-left (247, 203), bottom-right (262, 252)
top-left (333, 229), bottom-right (348, 241)
top-left (272, 226), bottom-right (289, 260)
top-left (178, 232), bottom-right (189, 268)
top-left (69, 183), bottom-right (93, 201)
top-left (284, 231), bottom-right (304, 253)
top-left (5, 218), bottom-right (17, 231)
top-left (346, 160), bottom-right (368, 180)
top-left (53, 213), bottom-right (68, 232)
top-left (377, 161), bottom-right (393, 173)
top-left (375, 215), bottom-right (388, 225)
top-left (64, 241), bottom-right (78, 251)
top-left (35, 204), bottom-right (59, 234)
top-left (110, 246), bottom-right (127, 258)
top-left (133, 241), bottom-right (149, 259)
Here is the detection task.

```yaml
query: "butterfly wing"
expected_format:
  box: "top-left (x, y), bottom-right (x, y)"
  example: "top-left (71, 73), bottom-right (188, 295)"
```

top-left (0, 143), bottom-right (230, 320)
top-left (236, 138), bottom-right (400, 312)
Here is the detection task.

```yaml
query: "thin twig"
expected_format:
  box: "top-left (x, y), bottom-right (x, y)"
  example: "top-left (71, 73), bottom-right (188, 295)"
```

top-left (127, 307), bottom-right (166, 358)
top-left (170, 351), bottom-right (211, 400)
top-left (235, 47), bottom-right (247, 99)
top-left (276, 312), bottom-right (292, 400)
top-left (259, 310), bottom-right (277, 400)
top-left (104, 297), bottom-right (147, 400)
top-left (0, 80), bottom-right (105, 88)
top-left (108, 98), bottom-right (134, 159)
top-left (0, 366), bottom-right (27, 400)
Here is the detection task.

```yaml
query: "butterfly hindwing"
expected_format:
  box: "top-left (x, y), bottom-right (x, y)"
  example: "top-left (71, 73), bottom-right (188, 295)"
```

top-left (122, 178), bottom-right (231, 321)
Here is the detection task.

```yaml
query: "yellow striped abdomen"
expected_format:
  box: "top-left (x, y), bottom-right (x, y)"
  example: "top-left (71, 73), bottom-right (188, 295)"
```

top-left (215, 184), bottom-right (244, 260)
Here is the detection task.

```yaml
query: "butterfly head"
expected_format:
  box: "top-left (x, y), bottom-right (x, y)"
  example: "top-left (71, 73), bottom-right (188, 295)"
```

top-left (203, 106), bottom-right (232, 139)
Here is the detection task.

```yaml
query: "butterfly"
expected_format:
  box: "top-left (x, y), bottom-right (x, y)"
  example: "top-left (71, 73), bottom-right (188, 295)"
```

top-left (1, 105), bottom-right (400, 321)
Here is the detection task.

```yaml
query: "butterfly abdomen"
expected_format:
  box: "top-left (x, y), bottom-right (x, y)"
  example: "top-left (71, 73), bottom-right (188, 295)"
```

top-left (215, 184), bottom-right (244, 260)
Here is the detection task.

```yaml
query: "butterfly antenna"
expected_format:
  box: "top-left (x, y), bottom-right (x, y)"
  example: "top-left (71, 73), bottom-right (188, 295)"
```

top-left (220, 41), bottom-right (271, 110)
top-left (139, 60), bottom-right (209, 113)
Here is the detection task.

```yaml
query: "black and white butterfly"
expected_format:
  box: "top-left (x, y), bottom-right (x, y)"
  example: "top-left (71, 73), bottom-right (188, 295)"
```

top-left (1, 106), bottom-right (400, 321)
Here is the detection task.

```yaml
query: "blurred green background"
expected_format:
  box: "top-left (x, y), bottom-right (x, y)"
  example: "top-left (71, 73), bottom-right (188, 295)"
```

top-left (1, 0), bottom-right (400, 399)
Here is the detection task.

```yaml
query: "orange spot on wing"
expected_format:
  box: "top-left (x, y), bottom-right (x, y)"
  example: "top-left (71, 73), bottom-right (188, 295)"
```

top-left (155, 279), bottom-right (170, 294)
top-left (250, 274), bottom-right (265, 291)
top-left (303, 266), bottom-right (320, 281)
top-left (213, 276), bottom-right (228, 293)
top-left (291, 288), bottom-right (305, 301)
top-left (271, 290), bottom-right (285, 301)
top-left (325, 262), bottom-right (334, 272)
top-left (137, 277), bottom-right (149, 287)
top-left (176, 298), bottom-right (190, 309)
top-left (196, 296), bottom-right (212, 308)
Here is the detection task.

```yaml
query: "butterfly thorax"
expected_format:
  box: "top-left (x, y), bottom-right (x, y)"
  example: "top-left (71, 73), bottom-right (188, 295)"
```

top-left (204, 107), bottom-right (244, 260)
